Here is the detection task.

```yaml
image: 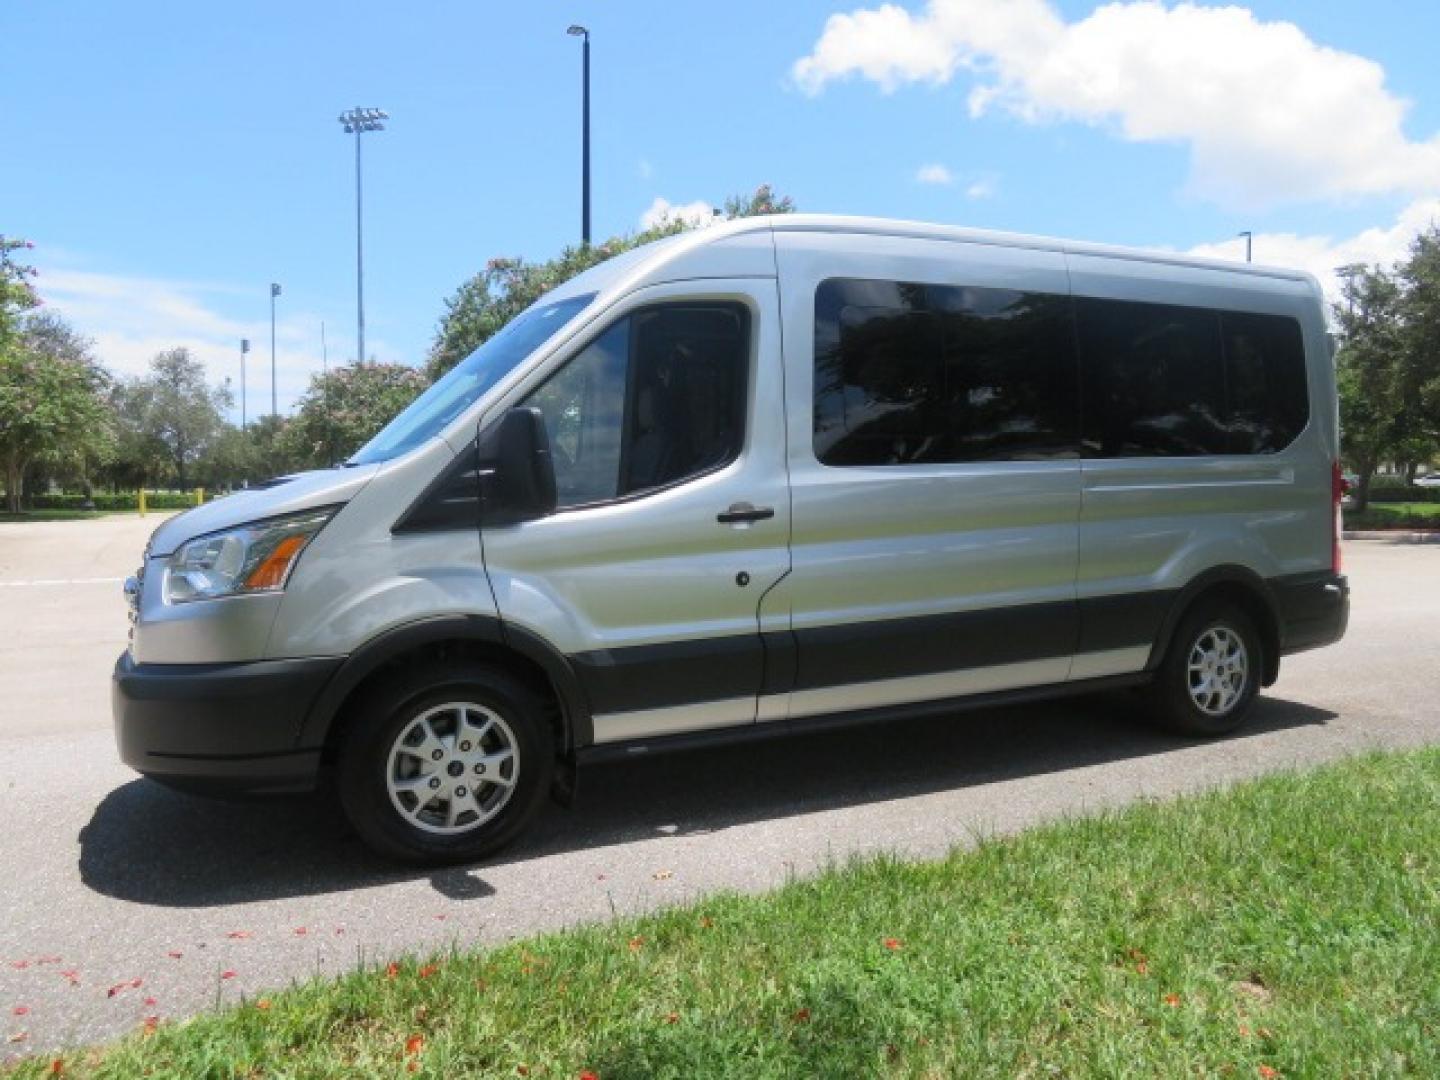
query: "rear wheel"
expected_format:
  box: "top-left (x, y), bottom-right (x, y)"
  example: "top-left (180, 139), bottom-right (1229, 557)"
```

top-left (1146, 601), bottom-right (1262, 736)
top-left (337, 662), bottom-right (554, 864)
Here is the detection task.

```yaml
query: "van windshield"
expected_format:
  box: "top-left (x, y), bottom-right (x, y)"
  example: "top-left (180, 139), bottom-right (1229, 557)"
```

top-left (348, 293), bottom-right (597, 465)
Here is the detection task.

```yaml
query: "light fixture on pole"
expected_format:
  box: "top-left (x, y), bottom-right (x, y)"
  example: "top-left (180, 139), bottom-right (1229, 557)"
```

top-left (1238, 230), bottom-right (1253, 263)
top-left (567, 25), bottom-right (591, 246)
top-left (337, 106), bottom-right (388, 365)
top-left (239, 338), bottom-right (250, 429)
top-left (269, 283), bottom-right (282, 416)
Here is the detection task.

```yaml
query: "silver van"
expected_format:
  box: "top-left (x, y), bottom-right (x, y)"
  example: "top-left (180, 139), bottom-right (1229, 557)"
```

top-left (114, 215), bottom-right (1349, 863)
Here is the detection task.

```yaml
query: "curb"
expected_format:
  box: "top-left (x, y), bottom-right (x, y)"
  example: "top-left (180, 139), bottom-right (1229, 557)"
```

top-left (1342, 530), bottom-right (1440, 544)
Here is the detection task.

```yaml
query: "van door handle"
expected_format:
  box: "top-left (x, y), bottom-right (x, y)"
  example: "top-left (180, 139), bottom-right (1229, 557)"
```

top-left (717, 502), bottom-right (775, 524)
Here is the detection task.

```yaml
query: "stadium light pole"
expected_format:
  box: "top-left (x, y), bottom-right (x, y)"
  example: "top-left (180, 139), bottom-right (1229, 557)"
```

top-left (567, 25), bottom-right (591, 246)
top-left (338, 107), bottom-right (388, 364)
top-left (1239, 230), bottom-right (1253, 263)
top-left (269, 283), bottom-right (281, 416)
top-left (239, 338), bottom-right (250, 429)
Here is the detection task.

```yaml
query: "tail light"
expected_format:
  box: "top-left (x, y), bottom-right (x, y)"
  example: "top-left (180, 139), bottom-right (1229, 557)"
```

top-left (1331, 460), bottom-right (1344, 573)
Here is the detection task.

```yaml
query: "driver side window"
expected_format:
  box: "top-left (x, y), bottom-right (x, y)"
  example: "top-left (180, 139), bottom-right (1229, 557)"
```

top-left (522, 302), bottom-right (750, 510)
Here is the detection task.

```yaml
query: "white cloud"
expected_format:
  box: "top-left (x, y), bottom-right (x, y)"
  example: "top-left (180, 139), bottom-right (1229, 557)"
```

top-left (1185, 197), bottom-right (1440, 298)
top-left (916, 163), bottom-right (954, 185)
top-left (965, 176), bottom-right (997, 199)
top-left (639, 196), bottom-right (715, 230)
top-left (35, 266), bottom-right (352, 417)
top-left (793, 0), bottom-right (1440, 208)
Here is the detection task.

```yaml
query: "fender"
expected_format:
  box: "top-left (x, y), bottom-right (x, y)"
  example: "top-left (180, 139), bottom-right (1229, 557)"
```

top-left (1144, 565), bottom-right (1282, 685)
top-left (294, 614), bottom-right (593, 753)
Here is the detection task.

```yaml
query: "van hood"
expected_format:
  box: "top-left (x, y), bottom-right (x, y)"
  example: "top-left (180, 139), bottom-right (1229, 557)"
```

top-left (144, 465), bottom-right (382, 557)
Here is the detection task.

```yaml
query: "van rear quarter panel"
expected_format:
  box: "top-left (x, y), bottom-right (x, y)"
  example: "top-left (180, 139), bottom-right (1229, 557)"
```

top-left (1066, 254), bottom-right (1335, 636)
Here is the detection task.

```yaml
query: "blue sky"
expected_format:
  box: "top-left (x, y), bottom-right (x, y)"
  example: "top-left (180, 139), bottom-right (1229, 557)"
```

top-left (6, 1), bottom-right (1439, 414)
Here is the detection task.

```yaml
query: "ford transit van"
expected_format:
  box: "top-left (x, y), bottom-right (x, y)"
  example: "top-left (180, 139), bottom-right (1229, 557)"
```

top-left (114, 215), bottom-right (1350, 863)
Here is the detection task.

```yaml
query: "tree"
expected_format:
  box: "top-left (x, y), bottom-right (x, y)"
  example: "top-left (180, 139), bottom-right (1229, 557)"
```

top-left (0, 235), bottom-right (40, 353)
top-left (428, 184), bottom-right (796, 379)
top-left (1395, 226), bottom-right (1440, 470)
top-left (0, 313), bottom-right (111, 512)
top-left (1334, 267), bottom-right (1406, 511)
top-left (284, 362), bottom-right (428, 467)
top-left (112, 348), bottom-right (230, 490)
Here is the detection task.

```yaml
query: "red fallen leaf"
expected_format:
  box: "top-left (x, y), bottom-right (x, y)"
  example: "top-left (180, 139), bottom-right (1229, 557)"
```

top-left (883, 937), bottom-right (902, 951)
top-left (50, 1060), bottom-right (64, 1075)
top-left (407, 1064), bottom-right (418, 1075)
top-left (1258, 1068), bottom-right (1279, 1079)
top-left (433, 914), bottom-right (448, 922)
top-left (417, 963), bottom-right (439, 979)
top-left (141, 1016), bottom-right (158, 1037)
top-left (106, 979), bottom-right (141, 999)
top-left (628, 936), bottom-right (644, 953)
top-left (226, 931), bottom-right (252, 940)
top-left (334, 927), bottom-right (346, 936)
top-left (1135, 961), bottom-right (1149, 976)
top-left (143, 997), bottom-right (158, 1008)
top-left (292, 927), bottom-right (308, 936)
top-left (791, 1007), bottom-right (812, 1024)
top-left (7, 1031), bottom-right (27, 1044)
top-left (579, 1071), bottom-right (599, 1080)
top-left (59, 969), bottom-right (79, 986)
top-left (166, 951), bottom-right (183, 960)
top-left (10, 960), bottom-right (29, 970)
top-left (516, 1067), bottom-right (530, 1077)
top-left (12, 1006), bottom-right (30, 1016)
top-left (596, 873), bottom-right (606, 881)
top-left (664, 1011), bottom-right (679, 1024)
top-left (220, 970), bottom-right (237, 981)
top-left (255, 999), bottom-right (271, 1011)
top-left (386, 962), bottom-right (400, 979)
top-left (1163, 993), bottom-right (1181, 1007)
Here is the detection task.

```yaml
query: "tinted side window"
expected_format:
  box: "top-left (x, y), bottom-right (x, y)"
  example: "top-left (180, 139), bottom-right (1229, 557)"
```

top-left (813, 278), bottom-right (1077, 466)
top-left (1221, 311), bottom-right (1309, 453)
top-left (1077, 299), bottom-right (1228, 457)
top-left (524, 303), bottom-right (749, 509)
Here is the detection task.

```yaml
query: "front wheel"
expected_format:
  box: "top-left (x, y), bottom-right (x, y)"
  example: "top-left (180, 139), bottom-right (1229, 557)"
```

top-left (337, 662), bottom-right (554, 865)
top-left (1145, 601), bottom-right (1262, 736)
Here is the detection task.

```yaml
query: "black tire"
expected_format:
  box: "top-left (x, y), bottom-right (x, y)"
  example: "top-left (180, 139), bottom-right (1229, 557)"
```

top-left (337, 661), bottom-right (554, 865)
top-left (1145, 600), bottom-right (1263, 736)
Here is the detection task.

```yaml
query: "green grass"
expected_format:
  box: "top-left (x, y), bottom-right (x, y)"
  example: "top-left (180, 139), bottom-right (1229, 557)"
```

top-left (0, 509), bottom-right (109, 522)
top-left (13, 749), bottom-right (1440, 1079)
top-left (1346, 501), bottom-right (1440, 530)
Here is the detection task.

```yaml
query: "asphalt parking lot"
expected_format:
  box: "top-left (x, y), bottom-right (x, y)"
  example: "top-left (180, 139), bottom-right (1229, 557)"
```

top-left (2, 513), bottom-right (1437, 1055)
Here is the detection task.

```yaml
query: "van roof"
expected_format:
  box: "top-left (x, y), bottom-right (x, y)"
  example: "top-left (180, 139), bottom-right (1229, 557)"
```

top-left (549, 212), bottom-right (1316, 304)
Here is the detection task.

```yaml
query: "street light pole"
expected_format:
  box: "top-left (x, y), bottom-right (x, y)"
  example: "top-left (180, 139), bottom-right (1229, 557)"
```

top-left (338, 107), bottom-right (388, 365)
top-left (239, 338), bottom-right (250, 429)
top-left (1238, 230), bottom-right (1253, 263)
top-left (568, 25), bottom-right (591, 246)
top-left (269, 283), bottom-right (281, 416)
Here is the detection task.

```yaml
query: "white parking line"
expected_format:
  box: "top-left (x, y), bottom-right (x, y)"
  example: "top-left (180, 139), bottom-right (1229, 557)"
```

top-left (0, 577), bottom-right (125, 587)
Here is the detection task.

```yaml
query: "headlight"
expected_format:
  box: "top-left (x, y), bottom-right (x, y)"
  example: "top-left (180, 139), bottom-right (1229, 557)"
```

top-left (163, 508), bottom-right (335, 604)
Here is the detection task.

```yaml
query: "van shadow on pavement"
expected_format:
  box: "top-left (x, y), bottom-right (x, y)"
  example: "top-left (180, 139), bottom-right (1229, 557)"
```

top-left (78, 693), bottom-right (1333, 908)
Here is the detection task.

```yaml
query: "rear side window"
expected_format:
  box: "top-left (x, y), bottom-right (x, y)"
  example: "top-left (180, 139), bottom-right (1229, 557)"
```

top-left (813, 278), bottom-right (1078, 466)
top-left (1078, 298), bottom-right (1309, 457)
top-left (523, 302), bottom-right (749, 508)
top-left (1220, 311), bottom-right (1309, 453)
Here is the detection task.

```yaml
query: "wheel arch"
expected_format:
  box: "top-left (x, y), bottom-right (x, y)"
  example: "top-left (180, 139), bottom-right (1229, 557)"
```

top-left (298, 615), bottom-right (593, 762)
top-left (1145, 566), bottom-right (1282, 687)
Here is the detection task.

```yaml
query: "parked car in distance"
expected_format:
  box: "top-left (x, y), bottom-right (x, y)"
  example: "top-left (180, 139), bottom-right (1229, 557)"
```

top-left (1414, 473), bottom-right (1440, 488)
top-left (113, 215), bottom-right (1350, 864)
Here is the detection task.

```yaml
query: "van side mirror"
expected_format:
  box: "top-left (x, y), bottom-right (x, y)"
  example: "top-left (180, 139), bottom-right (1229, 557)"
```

top-left (485, 407), bottom-right (557, 524)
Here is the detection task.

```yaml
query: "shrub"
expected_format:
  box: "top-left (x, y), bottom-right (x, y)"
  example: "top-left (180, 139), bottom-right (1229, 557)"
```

top-left (26, 491), bottom-right (208, 511)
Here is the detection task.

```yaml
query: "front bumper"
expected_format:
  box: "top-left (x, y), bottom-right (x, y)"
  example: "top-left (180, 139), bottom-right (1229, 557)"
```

top-left (1274, 571), bottom-right (1350, 656)
top-left (112, 651), bottom-right (343, 795)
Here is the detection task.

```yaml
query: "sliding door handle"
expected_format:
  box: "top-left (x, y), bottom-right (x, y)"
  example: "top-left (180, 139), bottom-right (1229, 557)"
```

top-left (717, 502), bottom-right (775, 524)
